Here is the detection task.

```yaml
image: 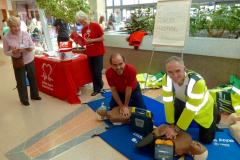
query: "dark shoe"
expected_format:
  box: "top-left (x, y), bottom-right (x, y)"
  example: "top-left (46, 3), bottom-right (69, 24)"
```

top-left (91, 91), bottom-right (100, 96)
top-left (31, 96), bottom-right (42, 100)
top-left (22, 101), bottom-right (30, 106)
top-left (100, 89), bottom-right (107, 94)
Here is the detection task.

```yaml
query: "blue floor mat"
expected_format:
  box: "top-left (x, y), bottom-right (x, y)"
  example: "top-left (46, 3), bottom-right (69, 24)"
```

top-left (88, 93), bottom-right (166, 126)
top-left (88, 92), bottom-right (240, 160)
top-left (99, 123), bottom-right (240, 160)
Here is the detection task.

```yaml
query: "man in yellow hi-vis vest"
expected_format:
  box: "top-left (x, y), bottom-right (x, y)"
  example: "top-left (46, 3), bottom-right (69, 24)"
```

top-left (161, 56), bottom-right (220, 144)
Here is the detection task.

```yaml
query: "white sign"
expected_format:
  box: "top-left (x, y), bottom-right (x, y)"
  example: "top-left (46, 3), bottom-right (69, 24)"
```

top-left (152, 0), bottom-right (191, 48)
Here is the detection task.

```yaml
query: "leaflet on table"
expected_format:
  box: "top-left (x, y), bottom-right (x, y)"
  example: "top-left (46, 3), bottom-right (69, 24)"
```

top-left (45, 51), bottom-right (59, 57)
top-left (45, 52), bottom-right (80, 61)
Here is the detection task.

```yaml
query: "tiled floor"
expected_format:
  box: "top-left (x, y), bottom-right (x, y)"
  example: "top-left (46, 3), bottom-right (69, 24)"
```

top-left (0, 41), bottom-right (162, 160)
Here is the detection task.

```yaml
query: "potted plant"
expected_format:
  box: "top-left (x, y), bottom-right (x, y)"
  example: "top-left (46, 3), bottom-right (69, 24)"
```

top-left (125, 8), bottom-right (155, 35)
top-left (206, 5), bottom-right (228, 38)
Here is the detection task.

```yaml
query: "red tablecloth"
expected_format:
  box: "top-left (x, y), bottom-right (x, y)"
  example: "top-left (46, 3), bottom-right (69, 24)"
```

top-left (34, 54), bottom-right (92, 104)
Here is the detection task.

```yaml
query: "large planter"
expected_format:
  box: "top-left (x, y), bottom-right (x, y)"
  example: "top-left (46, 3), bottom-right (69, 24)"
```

top-left (207, 29), bottom-right (225, 38)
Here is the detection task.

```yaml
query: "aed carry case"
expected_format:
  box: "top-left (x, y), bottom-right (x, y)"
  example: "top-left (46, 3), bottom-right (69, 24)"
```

top-left (130, 107), bottom-right (153, 136)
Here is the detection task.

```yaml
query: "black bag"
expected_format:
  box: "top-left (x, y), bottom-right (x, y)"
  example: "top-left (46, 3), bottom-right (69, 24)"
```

top-left (130, 107), bottom-right (153, 136)
top-left (12, 54), bottom-right (24, 69)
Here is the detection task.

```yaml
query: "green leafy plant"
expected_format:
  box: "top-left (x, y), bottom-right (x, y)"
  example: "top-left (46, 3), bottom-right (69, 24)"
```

top-left (190, 7), bottom-right (208, 36)
top-left (225, 5), bottom-right (240, 37)
top-left (190, 4), bottom-right (240, 38)
top-left (125, 8), bottom-right (155, 34)
top-left (36, 0), bottom-right (90, 23)
top-left (206, 5), bottom-right (229, 37)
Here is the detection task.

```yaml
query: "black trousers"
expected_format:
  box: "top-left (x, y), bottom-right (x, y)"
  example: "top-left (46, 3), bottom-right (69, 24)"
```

top-left (13, 60), bottom-right (40, 103)
top-left (88, 55), bottom-right (104, 92)
top-left (109, 83), bottom-right (146, 110)
top-left (174, 98), bottom-right (220, 144)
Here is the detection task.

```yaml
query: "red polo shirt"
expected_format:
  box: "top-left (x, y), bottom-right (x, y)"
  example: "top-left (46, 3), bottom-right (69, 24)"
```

top-left (81, 22), bottom-right (105, 57)
top-left (106, 64), bottom-right (138, 93)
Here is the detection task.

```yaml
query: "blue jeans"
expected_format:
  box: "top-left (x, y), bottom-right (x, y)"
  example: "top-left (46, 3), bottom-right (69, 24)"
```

top-left (109, 83), bottom-right (146, 109)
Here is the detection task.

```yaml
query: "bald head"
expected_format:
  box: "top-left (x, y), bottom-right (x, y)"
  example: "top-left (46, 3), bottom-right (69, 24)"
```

top-left (109, 53), bottom-right (126, 65)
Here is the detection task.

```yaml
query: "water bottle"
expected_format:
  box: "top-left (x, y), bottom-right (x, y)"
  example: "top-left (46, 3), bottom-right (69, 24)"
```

top-left (99, 102), bottom-right (106, 110)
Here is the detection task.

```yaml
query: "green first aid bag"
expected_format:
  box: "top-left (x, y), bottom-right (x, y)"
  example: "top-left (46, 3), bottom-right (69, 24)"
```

top-left (209, 84), bottom-right (235, 113)
top-left (130, 107), bottom-right (153, 136)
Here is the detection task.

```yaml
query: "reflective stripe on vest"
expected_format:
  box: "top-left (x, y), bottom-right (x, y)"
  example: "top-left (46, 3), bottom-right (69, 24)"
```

top-left (163, 75), bottom-right (172, 92)
top-left (186, 91), bottom-right (209, 113)
top-left (232, 86), bottom-right (240, 95)
top-left (187, 78), bottom-right (204, 99)
top-left (163, 96), bottom-right (174, 102)
top-left (235, 105), bottom-right (240, 112)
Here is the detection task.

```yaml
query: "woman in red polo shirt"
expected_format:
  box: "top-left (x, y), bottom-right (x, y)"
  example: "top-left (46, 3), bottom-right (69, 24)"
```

top-left (75, 11), bottom-right (105, 96)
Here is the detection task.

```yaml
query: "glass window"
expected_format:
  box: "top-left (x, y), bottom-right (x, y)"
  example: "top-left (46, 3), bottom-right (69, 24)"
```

top-left (107, 9), bottom-right (113, 21)
top-left (114, 9), bottom-right (122, 23)
top-left (114, 0), bottom-right (121, 6)
top-left (106, 0), bottom-right (113, 6)
top-left (126, 10), bottom-right (131, 21)
top-left (122, 9), bottom-right (127, 21)
top-left (122, 0), bottom-right (138, 5)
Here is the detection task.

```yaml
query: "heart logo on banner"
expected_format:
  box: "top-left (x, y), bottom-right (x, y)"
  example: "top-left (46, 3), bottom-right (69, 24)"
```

top-left (42, 63), bottom-right (53, 82)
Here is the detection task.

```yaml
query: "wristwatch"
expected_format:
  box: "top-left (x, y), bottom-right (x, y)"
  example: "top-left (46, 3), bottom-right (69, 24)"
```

top-left (174, 125), bottom-right (182, 133)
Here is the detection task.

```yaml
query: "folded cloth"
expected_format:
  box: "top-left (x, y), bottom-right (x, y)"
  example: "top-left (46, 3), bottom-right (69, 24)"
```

top-left (128, 30), bottom-right (147, 49)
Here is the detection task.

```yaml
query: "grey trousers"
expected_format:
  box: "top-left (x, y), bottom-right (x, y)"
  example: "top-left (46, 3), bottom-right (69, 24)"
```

top-left (13, 60), bottom-right (39, 103)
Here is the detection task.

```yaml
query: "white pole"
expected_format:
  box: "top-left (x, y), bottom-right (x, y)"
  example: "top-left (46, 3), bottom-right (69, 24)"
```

top-left (38, 8), bottom-right (54, 51)
top-left (143, 47), bottom-right (155, 92)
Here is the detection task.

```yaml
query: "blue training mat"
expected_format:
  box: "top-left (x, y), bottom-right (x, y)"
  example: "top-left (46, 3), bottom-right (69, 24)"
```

top-left (88, 93), bottom-right (166, 126)
top-left (88, 92), bottom-right (240, 160)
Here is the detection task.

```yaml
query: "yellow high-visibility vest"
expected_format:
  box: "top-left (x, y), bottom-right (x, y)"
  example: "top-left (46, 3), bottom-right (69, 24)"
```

top-left (162, 71), bottom-right (214, 130)
top-left (231, 85), bottom-right (240, 113)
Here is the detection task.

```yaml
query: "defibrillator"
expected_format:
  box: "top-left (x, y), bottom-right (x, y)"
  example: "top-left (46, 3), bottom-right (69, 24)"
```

top-left (130, 107), bottom-right (153, 136)
top-left (154, 139), bottom-right (174, 160)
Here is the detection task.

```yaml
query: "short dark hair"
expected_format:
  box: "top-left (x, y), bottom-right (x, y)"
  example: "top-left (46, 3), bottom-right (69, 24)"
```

top-left (109, 53), bottom-right (126, 65)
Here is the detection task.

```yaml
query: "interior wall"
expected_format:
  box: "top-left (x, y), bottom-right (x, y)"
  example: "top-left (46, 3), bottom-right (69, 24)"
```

top-left (104, 47), bottom-right (240, 88)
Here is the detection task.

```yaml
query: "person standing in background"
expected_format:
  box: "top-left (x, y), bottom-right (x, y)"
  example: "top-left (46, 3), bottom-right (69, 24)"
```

top-left (75, 10), bottom-right (105, 96)
top-left (99, 16), bottom-right (106, 31)
top-left (16, 15), bottom-right (28, 32)
top-left (53, 19), bottom-right (70, 45)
